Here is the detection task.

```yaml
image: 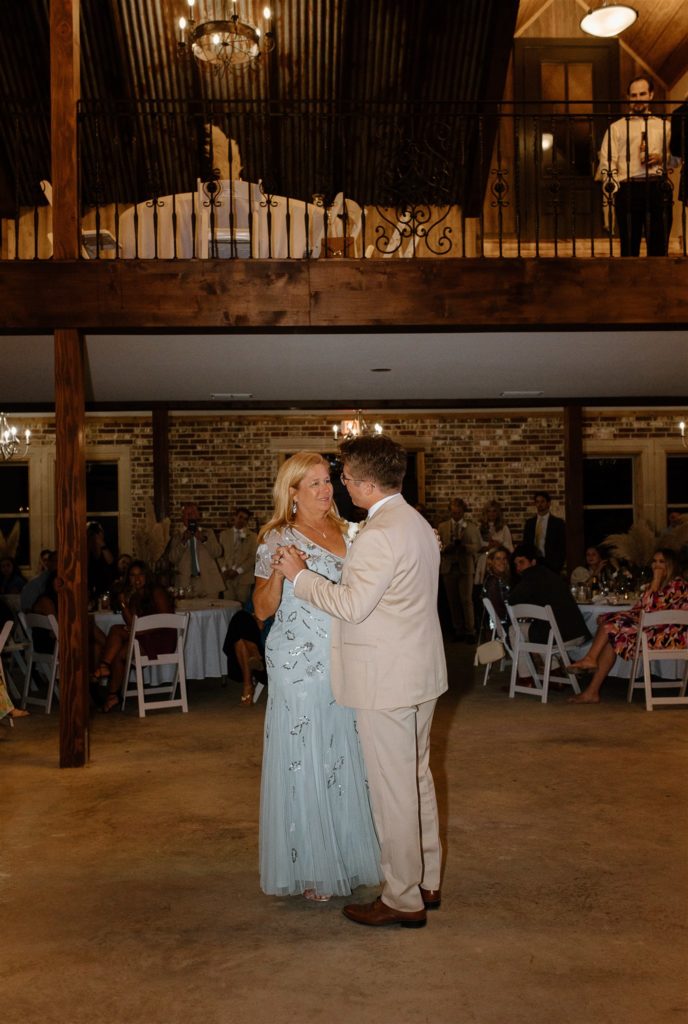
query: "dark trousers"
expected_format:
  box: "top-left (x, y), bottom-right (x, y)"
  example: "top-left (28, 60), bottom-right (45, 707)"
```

top-left (615, 178), bottom-right (673, 256)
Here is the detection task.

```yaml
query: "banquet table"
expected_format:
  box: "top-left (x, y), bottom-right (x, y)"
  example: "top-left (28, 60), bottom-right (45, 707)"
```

top-left (575, 601), bottom-right (681, 681)
top-left (94, 601), bottom-right (241, 680)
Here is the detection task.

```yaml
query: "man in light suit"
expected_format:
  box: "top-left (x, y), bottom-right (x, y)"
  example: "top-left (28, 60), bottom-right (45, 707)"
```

top-left (219, 507), bottom-right (257, 605)
top-left (437, 498), bottom-right (482, 641)
top-left (522, 491), bottom-right (567, 574)
top-left (277, 436), bottom-right (448, 928)
top-left (168, 501), bottom-right (224, 598)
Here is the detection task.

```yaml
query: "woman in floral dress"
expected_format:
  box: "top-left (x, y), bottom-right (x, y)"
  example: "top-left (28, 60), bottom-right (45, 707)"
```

top-left (253, 452), bottom-right (381, 902)
top-left (569, 548), bottom-right (688, 703)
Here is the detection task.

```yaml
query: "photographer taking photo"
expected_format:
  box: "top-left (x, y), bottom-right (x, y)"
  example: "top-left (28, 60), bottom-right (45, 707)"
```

top-left (168, 501), bottom-right (224, 599)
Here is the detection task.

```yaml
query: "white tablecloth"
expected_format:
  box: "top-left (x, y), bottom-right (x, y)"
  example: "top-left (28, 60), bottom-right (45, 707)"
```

top-left (94, 603), bottom-right (241, 679)
top-left (576, 602), bottom-right (681, 681)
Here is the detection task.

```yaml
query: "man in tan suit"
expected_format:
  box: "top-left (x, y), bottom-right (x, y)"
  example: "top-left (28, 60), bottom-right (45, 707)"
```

top-left (277, 436), bottom-right (447, 928)
top-left (219, 507), bottom-right (257, 605)
top-left (168, 502), bottom-right (224, 598)
top-left (438, 498), bottom-right (481, 641)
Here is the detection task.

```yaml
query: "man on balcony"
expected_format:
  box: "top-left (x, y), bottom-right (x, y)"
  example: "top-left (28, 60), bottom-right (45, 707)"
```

top-left (598, 76), bottom-right (677, 257)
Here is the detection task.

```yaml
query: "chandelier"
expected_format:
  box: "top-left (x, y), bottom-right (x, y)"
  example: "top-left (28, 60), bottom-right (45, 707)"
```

top-left (332, 411), bottom-right (383, 441)
top-left (177, 0), bottom-right (275, 74)
top-left (580, 3), bottom-right (638, 37)
top-left (0, 412), bottom-right (30, 461)
top-left (680, 420), bottom-right (686, 449)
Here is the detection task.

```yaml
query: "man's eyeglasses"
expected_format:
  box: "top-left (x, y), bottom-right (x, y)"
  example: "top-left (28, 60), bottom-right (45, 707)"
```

top-left (340, 472), bottom-right (364, 486)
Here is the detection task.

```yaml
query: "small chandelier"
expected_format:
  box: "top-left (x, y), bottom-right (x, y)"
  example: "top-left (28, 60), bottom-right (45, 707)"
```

top-left (332, 411), bottom-right (383, 441)
top-left (680, 420), bottom-right (687, 449)
top-left (580, 3), bottom-right (638, 37)
top-left (177, 0), bottom-right (274, 75)
top-left (0, 412), bottom-right (30, 461)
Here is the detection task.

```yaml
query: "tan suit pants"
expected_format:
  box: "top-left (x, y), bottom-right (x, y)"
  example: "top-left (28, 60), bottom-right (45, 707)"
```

top-left (356, 698), bottom-right (441, 912)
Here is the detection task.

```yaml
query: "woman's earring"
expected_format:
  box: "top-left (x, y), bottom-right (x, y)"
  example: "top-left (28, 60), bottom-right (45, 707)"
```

top-left (291, 500), bottom-right (297, 517)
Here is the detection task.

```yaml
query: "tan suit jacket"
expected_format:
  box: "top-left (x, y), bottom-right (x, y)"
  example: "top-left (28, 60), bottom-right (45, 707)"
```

top-left (294, 494), bottom-right (447, 710)
top-left (168, 528), bottom-right (224, 597)
top-left (219, 526), bottom-right (258, 602)
top-left (438, 517), bottom-right (481, 576)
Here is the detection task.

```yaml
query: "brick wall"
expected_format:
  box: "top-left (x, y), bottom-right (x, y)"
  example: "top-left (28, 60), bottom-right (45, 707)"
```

top-left (15, 408), bottom-right (682, 549)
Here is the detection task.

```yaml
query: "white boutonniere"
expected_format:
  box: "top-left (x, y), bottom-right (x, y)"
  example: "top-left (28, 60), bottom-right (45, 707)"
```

top-left (346, 522), bottom-right (361, 544)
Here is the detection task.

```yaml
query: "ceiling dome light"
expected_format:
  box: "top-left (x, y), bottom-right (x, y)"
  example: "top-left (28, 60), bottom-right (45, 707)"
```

top-left (580, 3), bottom-right (638, 37)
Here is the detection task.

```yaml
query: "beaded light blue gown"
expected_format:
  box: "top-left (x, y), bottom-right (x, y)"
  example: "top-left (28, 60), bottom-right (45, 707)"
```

top-left (256, 526), bottom-right (381, 897)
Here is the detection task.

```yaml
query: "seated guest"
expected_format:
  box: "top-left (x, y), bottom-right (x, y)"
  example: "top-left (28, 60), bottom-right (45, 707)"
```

top-left (222, 608), bottom-right (266, 705)
top-left (482, 546), bottom-right (512, 631)
top-left (570, 545), bottom-right (612, 589)
top-left (93, 560), bottom-right (175, 713)
top-left (219, 508), bottom-right (258, 605)
top-left (508, 544), bottom-right (589, 686)
top-left (0, 556), bottom-right (26, 595)
top-left (569, 548), bottom-right (688, 704)
top-left (21, 550), bottom-right (58, 615)
top-left (0, 600), bottom-right (29, 719)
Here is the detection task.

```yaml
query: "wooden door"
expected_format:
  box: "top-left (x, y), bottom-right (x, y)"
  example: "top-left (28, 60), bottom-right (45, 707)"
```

top-left (514, 39), bottom-right (619, 243)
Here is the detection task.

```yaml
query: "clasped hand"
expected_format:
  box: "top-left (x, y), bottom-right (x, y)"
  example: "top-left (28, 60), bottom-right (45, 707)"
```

top-left (272, 544), bottom-right (308, 581)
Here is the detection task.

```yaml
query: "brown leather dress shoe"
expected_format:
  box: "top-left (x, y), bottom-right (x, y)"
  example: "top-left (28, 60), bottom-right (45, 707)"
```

top-left (342, 897), bottom-right (427, 929)
top-left (420, 887), bottom-right (441, 910)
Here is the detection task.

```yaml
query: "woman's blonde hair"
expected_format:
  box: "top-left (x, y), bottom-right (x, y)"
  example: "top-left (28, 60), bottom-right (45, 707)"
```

top-left (480, 499), bottom-right (504, 531)
top-left (258, 452), bottom-right (346, 542)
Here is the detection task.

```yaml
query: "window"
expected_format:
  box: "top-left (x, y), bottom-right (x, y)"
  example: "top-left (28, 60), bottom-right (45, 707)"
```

top-left (666, 454), bottom-right (688, 519)
top-left (86, 461), bottom-right (120, 555)
top-left (0, 463), bottom-right (30, 568)
top-left (583, 456), bottom-right (635, 546)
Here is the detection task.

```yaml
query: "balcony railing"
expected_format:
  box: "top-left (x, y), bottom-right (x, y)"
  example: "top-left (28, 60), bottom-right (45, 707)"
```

top-left (1, 101), bottom-right (685, 259)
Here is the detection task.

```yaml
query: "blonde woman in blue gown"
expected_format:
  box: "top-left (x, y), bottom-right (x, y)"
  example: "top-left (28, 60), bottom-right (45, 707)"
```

top-left (253, 452), bottom-right (381, 902)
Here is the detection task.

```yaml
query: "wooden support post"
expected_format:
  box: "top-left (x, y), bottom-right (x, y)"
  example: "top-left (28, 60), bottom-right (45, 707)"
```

top-left (55, 329), bottom-right (89, 767)
top-left (152, 406), bottom-right (171, 522)
top-left (563, 404), bottom-right (584, 574)
top-left (50, 0), bottom-right (80, 261)
top-left (51, 0), bottom-right (87, 766)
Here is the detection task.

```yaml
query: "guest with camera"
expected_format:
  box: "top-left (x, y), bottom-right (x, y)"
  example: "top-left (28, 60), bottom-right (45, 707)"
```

top-left (168, 501), bottom-right (224, 599)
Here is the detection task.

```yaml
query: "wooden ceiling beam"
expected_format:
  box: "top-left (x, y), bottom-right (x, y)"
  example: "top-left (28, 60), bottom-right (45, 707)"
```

top-left (0, 258), bottom-right (686, 330)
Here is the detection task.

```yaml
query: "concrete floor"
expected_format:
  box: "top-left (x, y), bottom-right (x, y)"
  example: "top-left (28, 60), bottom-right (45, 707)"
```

top-left (2, 645), bottom-right (687, 1024)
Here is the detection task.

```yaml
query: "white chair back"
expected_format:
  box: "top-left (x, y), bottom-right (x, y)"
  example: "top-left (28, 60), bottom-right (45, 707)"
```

top-left (637, 610), bottom-right (688, 711)
top-left (18, 611), bottom-right (60, 713)
top-left (480, 596), bottom-right (513, 686)
top-left (507, 603), bottom-right (585, 703)
top-left (121, 612), bottom-right (190, 718)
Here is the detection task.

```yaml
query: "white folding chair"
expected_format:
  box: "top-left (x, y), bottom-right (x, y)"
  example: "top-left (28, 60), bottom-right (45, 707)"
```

top-left (18, 611), bottom-right (60, 713)
top-left (0, 614), bottom-right (31, 703)
top-left (480, 596), bottom-right (513, 686)
top-left (635, 610), bottom-right (688, 711)
top-left (0, 620), bottom-right (16, 726)
top-left (507, 603), bottom-right (585, 703)
top-left (121, 613), bottom-right (190, 718)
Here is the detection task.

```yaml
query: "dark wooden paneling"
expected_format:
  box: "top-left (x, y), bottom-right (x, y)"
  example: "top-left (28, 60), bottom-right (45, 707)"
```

top-left (55, 327), bottom-right (89, 768)
top-left (2, 258), bottom-right (687, 330)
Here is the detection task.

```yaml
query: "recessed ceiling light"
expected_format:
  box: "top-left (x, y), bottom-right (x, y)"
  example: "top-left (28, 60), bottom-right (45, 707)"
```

top-left (211, 392), bottom-right (253, 398)
top-left (370, 368), bottom-right (391, 373)
top-left (500, 390), bottom-right (544, 398)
